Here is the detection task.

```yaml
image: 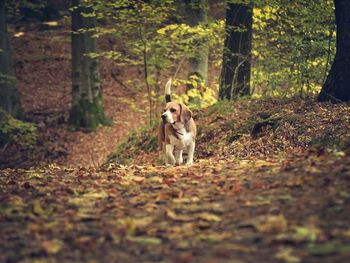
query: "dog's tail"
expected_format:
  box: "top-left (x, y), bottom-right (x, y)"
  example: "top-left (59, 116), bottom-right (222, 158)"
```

top-left (165, 78), bottom-right (172, 103)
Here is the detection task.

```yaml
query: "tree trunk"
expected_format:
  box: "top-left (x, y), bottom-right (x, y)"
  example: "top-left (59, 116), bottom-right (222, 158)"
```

top-left (69, 0), bottom-right (108, 131)
top-left (318, 0), bottom-right (350, 102)
top-left (219, 3), bottom-right (253, 100)
top-left (184, 0), bottom-right (209, 89)
top-left (0, 0), bottom-right (22, 118)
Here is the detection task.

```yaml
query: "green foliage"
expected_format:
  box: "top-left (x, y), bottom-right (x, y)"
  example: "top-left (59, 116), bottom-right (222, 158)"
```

top-left (0, 108), bottom-right (37, 148)
top-left (251, 0), bottom-right (335, 97)
top-left (83, 0), bottom-right (224, 121)
top-left (78, 0), bottom-right (336, 115)
top-left (107, 121), bottom-right (159, 164)
top-left (171, 77), bottom-right (218, 109)
top-left (89, 0), bottom-right (335, 101)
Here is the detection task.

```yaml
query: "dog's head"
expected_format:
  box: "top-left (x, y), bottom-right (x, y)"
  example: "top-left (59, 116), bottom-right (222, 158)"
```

top-left (162, 102), bottom-right (192, 124)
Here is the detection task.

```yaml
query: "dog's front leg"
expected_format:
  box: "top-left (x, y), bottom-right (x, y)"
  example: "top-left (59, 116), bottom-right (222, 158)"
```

top-left (165, 144), bottom-right (176, 165)
top-left (186, 141), bottom-right (195, 165)
top-left (175, 149), bottom-right (183, 165)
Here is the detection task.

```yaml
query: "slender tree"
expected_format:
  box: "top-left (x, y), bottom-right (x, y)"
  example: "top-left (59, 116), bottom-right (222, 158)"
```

top-left (0, 0), bottom-right (22, 118)
top-left (318, 0), bottom-right (350, 102)
top-left (184, 0), bottom-right (209, 89)
top-left (69, 0), bottom-right (108, 131)
top-left (219, 2), bottom-right (253, 100)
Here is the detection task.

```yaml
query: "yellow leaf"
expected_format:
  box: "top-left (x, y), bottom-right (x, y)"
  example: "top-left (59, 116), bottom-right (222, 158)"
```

top-left (257, 215), bottom-right (288, 234)
top-left (126, 236), bottom-right (162, 245)
top-left (197, 213), bottom-right (221, 222)
top-left (344, 229), bottom-right (350, 237)
top-left (43, 21), bottom-right (58, 26)
top-left (42, 239), bottom-right (63, 254)
top-left (14, 32), bottom-right (24, 38)
top-left (165, 209), bottom-right (193, 222)
top-left (195, 232), bottom-right (230, 242)
top-left (118, 217), bottom-right (153, 235)
top-left (33, 200), bottom-right (46, 216)
top-left (173, 197), bottom-right (200, 204)
top-left (275, 247), bottom-right (300, 263)
top-left (83, 191), bottom-right (108, 199)
top-left (293, 226), bottom-right (322, 242)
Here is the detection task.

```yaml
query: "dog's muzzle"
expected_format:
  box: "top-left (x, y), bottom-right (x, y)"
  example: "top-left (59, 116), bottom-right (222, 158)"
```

top-left (161, 114), bottom-right (167, 122)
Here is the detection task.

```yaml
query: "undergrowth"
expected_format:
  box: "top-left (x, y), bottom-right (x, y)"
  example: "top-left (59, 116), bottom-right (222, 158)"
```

top-left (0, 109), bottom-right (37, 148)
top-left (107, 120), bottom-right (160, 164)
top-left (106, 97), bottom-right (350, 165)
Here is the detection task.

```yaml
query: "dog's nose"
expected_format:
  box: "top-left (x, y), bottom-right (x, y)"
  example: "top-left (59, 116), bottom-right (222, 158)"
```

top-left (161, 114), bottom-right (167, 120)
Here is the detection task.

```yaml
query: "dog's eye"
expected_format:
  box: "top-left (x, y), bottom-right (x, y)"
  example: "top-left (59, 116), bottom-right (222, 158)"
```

top-left (170, 108), bottom-right (176, 113)
top-left (163, 109), bottom-right (166, 112)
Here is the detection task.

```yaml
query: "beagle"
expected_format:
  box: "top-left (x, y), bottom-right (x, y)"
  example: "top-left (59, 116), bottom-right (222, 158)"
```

top-left (158, 79), bottom-right (197, 165)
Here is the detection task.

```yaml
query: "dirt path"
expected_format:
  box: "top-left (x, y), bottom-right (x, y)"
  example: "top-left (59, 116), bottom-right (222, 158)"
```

top-left (1, 153), bottom-right (350, 262)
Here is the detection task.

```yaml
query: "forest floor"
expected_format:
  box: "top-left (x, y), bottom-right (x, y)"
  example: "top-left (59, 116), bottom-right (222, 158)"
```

top-left (1, 22), bottom-right (350, 263)
top-left (1, 149), bottom-right (350, 262)
top-left (0, 20), bottom-right (148, 169)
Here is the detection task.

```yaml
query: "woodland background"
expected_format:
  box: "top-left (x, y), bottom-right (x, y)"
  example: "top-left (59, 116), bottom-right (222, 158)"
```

top-left (1, 0), bottom-right (350, 262)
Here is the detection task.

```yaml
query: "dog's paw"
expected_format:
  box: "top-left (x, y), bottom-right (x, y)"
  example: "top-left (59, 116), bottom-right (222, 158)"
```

top-left (176, 158), bottom-right (183, 165)
top-left (185, 160), bottom-right (193, 166)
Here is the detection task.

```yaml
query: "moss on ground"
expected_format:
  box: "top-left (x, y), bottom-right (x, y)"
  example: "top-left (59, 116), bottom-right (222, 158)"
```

top-left (107, 121), bottom-right (159, 164)
top-left (0, 108), bottom-right (37, 148)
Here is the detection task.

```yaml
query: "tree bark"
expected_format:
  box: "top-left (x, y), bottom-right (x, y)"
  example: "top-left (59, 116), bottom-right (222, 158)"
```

top-left (69, 0), bottom-right (108, 131)
top-left (0, 0), bottom-right (22, 118)
top-left (219, 3), bottom-right (253, 100)
top-left (318, 0), bottom-right (350, 102)
top-left (184, 0), bottom-right (209, 89)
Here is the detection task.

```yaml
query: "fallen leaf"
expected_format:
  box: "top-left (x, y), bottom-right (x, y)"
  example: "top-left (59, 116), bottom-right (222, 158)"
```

top-left (126, 236), bottom-right (162, 245)
top-left (117, 217), bottom-right (153, 235)
top-left (173, 197), bottom-right (200, 204)
top-left (293, 226), bottom-right (322, 242)
top-left (82, 191), bottom-right (108, 199)
top-left (132, 176), bottom-right (145, 183)
top-left (197, 212), bottom-right (221, 222)
top-left (275, 247), bottom-right (300, 263)
top-left (165, 209), bottom-right (194, 222)
top-left (240, 214), bottom-right (288, 234)
top-left (308, 242), bottom-right (350, 256)
top-left (33, 200), bottom-right (46, 216)
top-left (42, 239), bottom-right (63, 254)
top-left (256, 214), bottom-right (288, 234)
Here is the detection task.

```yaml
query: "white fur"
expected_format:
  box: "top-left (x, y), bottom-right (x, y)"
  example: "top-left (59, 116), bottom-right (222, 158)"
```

top-left (167, 126), bottom-right (195, 165)
top-left (163, 110), bottom-right (174, 124)
top-left (165, 144), bottom-right (176, 165)
top-left (165, 78), bottom-right (172, 95)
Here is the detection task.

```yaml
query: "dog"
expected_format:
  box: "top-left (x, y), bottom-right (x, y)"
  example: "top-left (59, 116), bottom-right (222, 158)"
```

top-left (158, 79), bottom-right (197, 165)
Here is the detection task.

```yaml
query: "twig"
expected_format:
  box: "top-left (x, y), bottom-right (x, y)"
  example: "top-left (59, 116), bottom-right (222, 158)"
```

top-left (139, 27), bottom-right (152, 125)
top-left (230, 56), bottom-right (247, 100)
top-left (90, 150), bottom-right (98, 170)
top-left (323, 23), bottom-right (335, 84)
top-left (173, 55), bottom-right (187, 80)
top-left (1, 142), bottom-right (10, 153)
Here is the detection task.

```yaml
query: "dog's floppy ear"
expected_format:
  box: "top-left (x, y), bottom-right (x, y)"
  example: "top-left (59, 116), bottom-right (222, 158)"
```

top-left (179, 103), bottom-right (192, 123)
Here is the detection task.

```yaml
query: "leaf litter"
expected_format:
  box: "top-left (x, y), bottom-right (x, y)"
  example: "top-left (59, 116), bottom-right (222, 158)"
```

top-left (1, 150), bottom-right (350, 262)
